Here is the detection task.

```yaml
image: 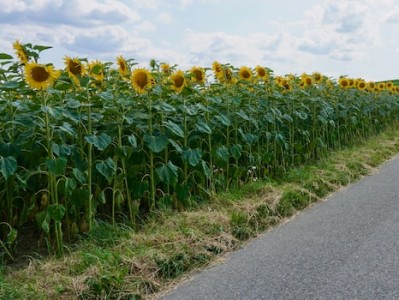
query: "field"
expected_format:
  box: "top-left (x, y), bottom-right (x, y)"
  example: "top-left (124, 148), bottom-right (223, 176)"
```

top-left (1, 41), bottom-right (399, 269)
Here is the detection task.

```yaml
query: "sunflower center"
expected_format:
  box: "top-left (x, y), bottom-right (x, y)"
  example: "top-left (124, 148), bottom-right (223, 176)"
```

top-left (174, 76), bottom-right (184, 88)
top-left (341, 80), bottom-right (348, 87)
top-left (241, 70), bottom-right (251, 79)
top-left (69, 61), bottom-right (82, 76)
top-left (31, 66), bottom-right (50, 82)
top-left (133, 72), bottom-right (147, 89)
top-left (119, 62), bottom-right (126, 72)
top-left (257, 69), bottom-right (266, 77)
top-left (193, 70), bottom-right (203, 81)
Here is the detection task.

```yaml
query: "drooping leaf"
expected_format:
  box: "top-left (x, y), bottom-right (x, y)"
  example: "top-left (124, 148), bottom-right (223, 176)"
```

top-left (216, 146), bottom-right (229, 162)
top-left (215, 114), bottom-right (231, 126)
top-left (0, 156), bottom-right (17, 180)
top-left (85, 132), bottom-right (112, 151)
top-left (164, 120), bottom-right (184, 138)
top-left (169, 139), bottom-right (183, 153)
top-left (196, 121), bottom-right (212, 134)
top-left (46, 158), bottom-right (67, 176)
top-left (156, 161), bottom-right (178, 185)
top-left (99, 91), bottom-right (114, 101)
top-left (36, 211), bottom-right (50, 234)
top-left (65, 177), bottom-right (77, 197)
top-left (47, 204), bottom-right (66, 222)
top-left (0, 143), bottom-right (20, 157)
top-left (51, 143), bottom-right (71, 158)
top-left (72, 168), bottom-right (87, 184)
top-left (144, 134), bottom-right (168, 153)
top-left (230, 144), bottom-right (242, 159)
top-left (59, 122), bottom-right (77, 136)
top-left (98, 189), bottom-right (106, 204)
top-left (182, 148), bottom-right (202, 166)
top-left (201, 160), bottom-right (212, 179)
top-left (95, 157), bottom-right (116, 183)
top-left (127, 134), bottom-right (138, 148)
top-left (130, 179), bottom-right (149, 199)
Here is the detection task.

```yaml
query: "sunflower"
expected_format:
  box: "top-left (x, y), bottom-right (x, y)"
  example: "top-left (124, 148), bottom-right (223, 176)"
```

top-left (116, 55), bottom-right (130, 78)
top-left (255, 65), bottom-right (268, 81)
top-left (356, 79), bottom-right (366, 91)
top-left (12, 40), bottom-right (29, 65)
top-left (348, 78), bottom-right (355, 88)
top-left (275, 76), bottom-right (291, 91)
top-left (64, 56), bottom-right (84, 85)
top-left (131, 68), bottom-right (153, 94)
top-left (238, 66), bottom-right (252, 81)
top-left (300, 73), bottom-right (313, 88)
top-left (378, 82), bottom-right (386, 91)
top-left (366, 81), bottom-right (375, 92)
top-left (338, 77), bottom-right (350, 89)
top-left (170, 70), bottom-right (186, 93)
top-left (386, 81), bottom-right (393, 89)
top-left (190, 66), bottom-right (206, 85)
top-left (312, 72), bottom-right (323, 84)
top-left (160, 63), bottom-right (171, 75)
top-left (223, 66), bottom-right (236, 84)
top-left (24, 62), bottom-right (60, 90)
top-left (212, 61), bottom-right (224, 81)
top-left (87, 60), bottom-right (105, 82)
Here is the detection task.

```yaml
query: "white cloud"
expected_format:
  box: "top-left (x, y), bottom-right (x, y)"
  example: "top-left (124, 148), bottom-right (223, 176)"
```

top-left (0, 0), bottom-right (140, 26)
top-left (295, 0), bottom-right (381, 61)
top-left (157, 12), bottom-right (172, 24)
top-left (184, 30), bottom-right (289, 69)
top-left (135, 21), bottom-right (157, 32)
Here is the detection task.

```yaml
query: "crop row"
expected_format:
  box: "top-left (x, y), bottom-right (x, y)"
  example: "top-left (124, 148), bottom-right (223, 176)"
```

top-left (1, 41), bottom-right (398, 257)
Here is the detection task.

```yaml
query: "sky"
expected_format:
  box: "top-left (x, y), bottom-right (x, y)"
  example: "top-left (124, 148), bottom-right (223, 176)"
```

top-left (1, 0), bottom-right (399, 81)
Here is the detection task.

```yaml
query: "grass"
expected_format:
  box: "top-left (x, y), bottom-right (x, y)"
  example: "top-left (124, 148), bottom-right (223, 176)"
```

top-left (1, 126), bottom-right (399, 299)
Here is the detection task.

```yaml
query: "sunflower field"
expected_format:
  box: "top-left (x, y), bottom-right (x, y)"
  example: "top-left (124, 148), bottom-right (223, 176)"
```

top-left (1, 41), bottom-right (399, 258)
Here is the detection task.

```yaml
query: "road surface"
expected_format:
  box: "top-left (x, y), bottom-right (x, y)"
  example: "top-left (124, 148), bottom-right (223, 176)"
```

top-left (162, 156), bottom-right (399, 299)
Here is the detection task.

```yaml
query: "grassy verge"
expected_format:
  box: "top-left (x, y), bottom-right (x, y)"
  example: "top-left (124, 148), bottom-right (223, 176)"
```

top-left (2, 126), bottom-right (399, 299)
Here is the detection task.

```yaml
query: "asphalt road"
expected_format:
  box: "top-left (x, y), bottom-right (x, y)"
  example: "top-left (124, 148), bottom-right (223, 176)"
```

top-left (162, 156), bottom-right (399, 300)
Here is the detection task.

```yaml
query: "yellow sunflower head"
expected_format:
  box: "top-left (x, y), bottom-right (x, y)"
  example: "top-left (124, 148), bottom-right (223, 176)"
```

top-left (356, 79), bottom-right (366, 91)
top-left (338, 77), bottom-right (350, 89)
top-left (190, 66), bottom-right (206, 85)
top-left (212, 61), bottom-right (224, 81)
top-left (312, 72), bottom-right (322, 84)
top-left (88, 60), bottom-right (105, 82)
top-left (348, 78), bottom-right (355, 88)
top-left (24, 62), bottom-right (60, 90)
top-left (12, 39), bottom-right (29, 65)
top-left (366, 81), bottom-right (375, 92)
top-left (378, 82), bottom-right (386, 91)
top-left (64, 56), bottom-right (84, 85)
top-left (131, 68), bottom-right (153, 94)
top-left (116, 55), bottom-right (130, 78)
top-left (223, 66), bottom-right (236, 84)
top-left (238, 66), bottom-right (252, 81)
top-left (386, 81), bottom-right (393, 89)
top-left (255, 65), bottom-right (268, 81)
top-left (170, 70), bottom-right (186, 93)
top-left (160, 63), bottom-right (172, 75)
top-left (300, 73), bottom-right (313, 88)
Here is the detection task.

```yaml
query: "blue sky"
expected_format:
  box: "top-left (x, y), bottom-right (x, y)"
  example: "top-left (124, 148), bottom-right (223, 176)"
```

top-left (1, 0), bottom-right (398, 81)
